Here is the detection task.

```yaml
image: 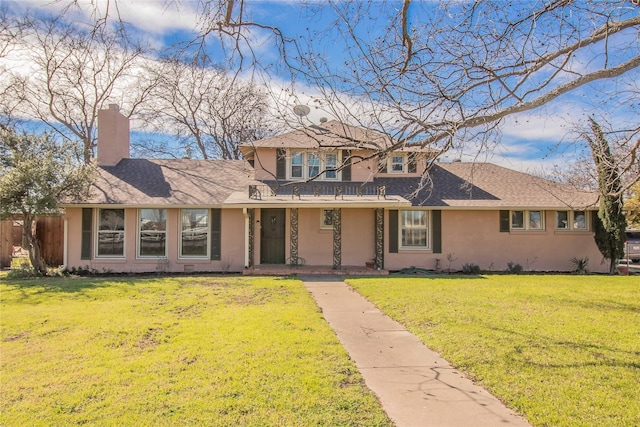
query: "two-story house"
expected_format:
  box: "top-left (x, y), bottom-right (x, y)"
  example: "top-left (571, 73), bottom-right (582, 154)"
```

top-left (61, 105), bottom-right (604, 274)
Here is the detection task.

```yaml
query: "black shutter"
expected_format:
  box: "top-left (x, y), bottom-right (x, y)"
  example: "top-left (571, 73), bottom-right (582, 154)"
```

top-left (432, 210), bottom-right (442, 253)
top-left (276, 148), bottom-right (286, 179)
top-left (211, 208), bottom-right (221, 260)
top-left (591, 210), bottom-right (599, 232)
top-left (379, 157), bottom-right (387, 173)
top-left (389, 210), bottom-right (398, 253)
top-left (342, 150), bottom-right (351, 182)
top-left (81, 208), bottom-right (92, 260)
top-left (499, 210), bottom-right (510, 232)
top-left (408, 153), bottom-right (417, 173)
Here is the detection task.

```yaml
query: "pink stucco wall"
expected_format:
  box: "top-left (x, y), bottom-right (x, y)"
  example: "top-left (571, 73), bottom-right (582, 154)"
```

top-left (65, 207), bottom-right (246, 273)
top-left (253, 148), bottom-right (278, 180)
top-left (383, 209), bottom-right (606, 273)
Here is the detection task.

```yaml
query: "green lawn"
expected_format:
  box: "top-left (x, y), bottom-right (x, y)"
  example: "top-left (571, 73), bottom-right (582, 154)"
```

top-left (0, 276), bottom-right (392, 426)
top-left (346, 275), bottom-right (640, 427)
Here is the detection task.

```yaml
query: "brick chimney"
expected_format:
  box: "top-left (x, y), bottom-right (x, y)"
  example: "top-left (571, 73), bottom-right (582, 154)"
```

top-left (97, 104), bottom-right (130, 166)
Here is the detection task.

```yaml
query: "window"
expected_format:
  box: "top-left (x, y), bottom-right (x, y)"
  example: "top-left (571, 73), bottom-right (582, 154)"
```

top-left (291, 152), bottom-right (303, 178)
top-left (180, 209), bottom-right (209, 258)
top-left (321, 209), bottom-right (334, 229)
top-left (308, 153), bottom-right (320, 178)
top-left (556, 210), bottom-right (588, 231)
top-left (511, 210), bottom-right (544, 231)
top-left (401, 210), bottom-right (429, 248)
top-left (97, 209), bottom-right (124, 257)
top-left (391, 156), bottom-right (405, 173)
top-left (138, 209), bottom-right (167, 257)
top-left (325, 153), bottom-right (337, 179)
top-left (288, 150), bottom-right (340, 180)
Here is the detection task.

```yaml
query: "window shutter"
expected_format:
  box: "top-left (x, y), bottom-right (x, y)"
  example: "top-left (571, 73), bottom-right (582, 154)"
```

top-left (379, 156), bottom-right (387, 173)
top-left (210, 208), bottom-right (221, 260)
top-left (432, 210), bottom-right (442, 253)
top-left (408, 153), bottom-right (417, 173)
top-left (81, 208), bottom-right (92, 260)
top-left (499, 210), bottom-right (510, 232)
top-left (590, 210), bottom-right (599, 232)
top-left (342, 150), bottom-right (351, 182)
top-left (276, 148), bottom-right (286, 179)
top-left (389, 210), bottom-right (398, 253)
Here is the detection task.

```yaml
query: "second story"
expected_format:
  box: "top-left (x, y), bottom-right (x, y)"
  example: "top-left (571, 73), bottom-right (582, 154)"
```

top-left (239, 120), bottom-right (435, 183)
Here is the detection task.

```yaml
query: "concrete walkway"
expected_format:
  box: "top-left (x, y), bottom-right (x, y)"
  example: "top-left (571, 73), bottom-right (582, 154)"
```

top-left (302, 276), bottom-right (531, 427)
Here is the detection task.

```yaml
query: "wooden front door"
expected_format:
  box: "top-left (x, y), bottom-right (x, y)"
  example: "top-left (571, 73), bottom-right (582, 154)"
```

top-left (260, 208), bottom-right (285, 264)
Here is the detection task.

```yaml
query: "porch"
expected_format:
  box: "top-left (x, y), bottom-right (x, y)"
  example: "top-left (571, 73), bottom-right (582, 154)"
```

top-left (243, 264), bottom-right (389, 276)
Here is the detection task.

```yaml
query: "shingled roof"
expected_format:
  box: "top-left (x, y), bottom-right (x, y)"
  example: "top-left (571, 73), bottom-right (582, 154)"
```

top-left (240, 120), bottom-right (433, 154)
top-left (375, 162), bottom-right (599, 209)
top-left (67, 159), bottom-right (259, 206)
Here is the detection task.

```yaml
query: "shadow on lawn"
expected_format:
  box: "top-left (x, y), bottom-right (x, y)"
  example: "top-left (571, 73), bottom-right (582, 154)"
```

top-left (0, 276), bottom-right (134, 296)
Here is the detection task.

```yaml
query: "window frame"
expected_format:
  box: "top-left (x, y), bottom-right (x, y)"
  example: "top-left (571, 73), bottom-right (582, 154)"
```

top-left (555, 210), bottom-right (589, 231)
top-left (399, 209), bottom-right (430, 250)
top-left (137, 208), bottom-right (168, 258)
top-left (287, 150), bottom-right (341, 181)
top-left (320, 209), bottom-right (334, 230)
top-left (179, 208), bottom-right (210, 259)
top-left (96, 208), bottom-right (125, 258)
top-left (510, 210), bottom-right (545, 231)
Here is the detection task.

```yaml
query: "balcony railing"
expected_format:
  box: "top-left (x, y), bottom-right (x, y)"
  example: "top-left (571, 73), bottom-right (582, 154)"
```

top-left (249, 183), bottom-right (386, 200)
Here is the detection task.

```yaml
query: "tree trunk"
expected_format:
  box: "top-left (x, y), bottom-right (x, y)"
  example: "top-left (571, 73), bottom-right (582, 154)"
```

top-left (24, 215), bottom-right (46, 274)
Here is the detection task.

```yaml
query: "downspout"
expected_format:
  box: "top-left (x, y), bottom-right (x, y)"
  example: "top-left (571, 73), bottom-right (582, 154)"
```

top-left (243, 208), bottom-right (249, 268)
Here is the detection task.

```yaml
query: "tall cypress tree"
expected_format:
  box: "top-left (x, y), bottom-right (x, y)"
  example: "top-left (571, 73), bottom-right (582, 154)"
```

top-left (586, 118), bottom-right (626, 274)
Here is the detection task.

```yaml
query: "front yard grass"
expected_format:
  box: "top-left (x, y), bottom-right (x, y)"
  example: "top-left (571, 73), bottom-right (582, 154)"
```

top-left (0, 276), bottom-right (392, 426)
top-left (347, 275), bottom-right (640, 427)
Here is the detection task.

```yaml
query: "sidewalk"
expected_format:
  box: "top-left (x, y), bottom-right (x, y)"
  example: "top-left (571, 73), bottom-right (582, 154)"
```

top-left (301, 276), bottom-right (531, 427)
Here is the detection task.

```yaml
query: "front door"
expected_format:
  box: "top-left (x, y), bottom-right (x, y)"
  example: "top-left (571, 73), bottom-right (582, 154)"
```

top-left (260, 208), bottom-right (285, 264)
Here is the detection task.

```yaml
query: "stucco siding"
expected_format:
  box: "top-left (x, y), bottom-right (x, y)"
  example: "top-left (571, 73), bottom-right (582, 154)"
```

top-left (65, 207), bottom-right (246, 273)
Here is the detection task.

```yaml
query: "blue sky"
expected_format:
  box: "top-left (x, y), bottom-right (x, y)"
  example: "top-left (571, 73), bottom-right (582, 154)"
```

top-left (4, 0), bottom-right (639, 173)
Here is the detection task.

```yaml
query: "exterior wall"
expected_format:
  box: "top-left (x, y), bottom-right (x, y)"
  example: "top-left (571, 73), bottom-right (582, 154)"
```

top-left (253, 147), bottom-right (278, 180)
top-left (65, 207), bottom-right (246, 273)
top-left (383, 209), bottom-right (606, 273)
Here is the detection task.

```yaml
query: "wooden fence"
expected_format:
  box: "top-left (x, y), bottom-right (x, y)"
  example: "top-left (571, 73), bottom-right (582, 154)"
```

top-left (0, 216), bottom-right (64, 268)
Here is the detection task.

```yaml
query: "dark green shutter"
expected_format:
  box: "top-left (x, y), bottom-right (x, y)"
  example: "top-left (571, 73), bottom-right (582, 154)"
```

top-left (432, 210), bottom-right (442, 253)
top-left (590, 210), bottom-right (599, 232)
top-left (499, 210), bottom-right (510, 232)
top-left (408, 153), bottom-right (417, 173)
top-left (276, 148), bottom-right (286, 179)
top-left (211, 208), bottom-right (221, 260)
top-left (342, 150), bottom-right (351, 182)
top-left (379, 157), bottom-right (387, 173)
top-left (389, 210), bottom-right (398, 253)
top-left (81, 208), bottom-right (92, 260)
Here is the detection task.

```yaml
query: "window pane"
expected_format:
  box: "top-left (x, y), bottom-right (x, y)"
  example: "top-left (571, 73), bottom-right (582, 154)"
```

top-left (325, 153), bottom-right (337, 179)
top-left (556, 211), bottom-right (568, 229)
top-left (291, 152), bottom-right (303, 178)
top-left (391, 156), bottom-right (404, 172)
top-left (98, 209), bottom-right (124, 256)
top-left (181, 209), bottom-right (208, 257)
top-left (529, 211), bottom-right (542, 229)
top-left (322, 209), bottom-right (333, 228)
top-left (574, 211), bottom-right (586, 229)
top-left (139, 209), bottom-right (166, 256)
top-left (511, 211), bottom-right (524, 229)
top-left (308, 153), bottom-right (320, 177)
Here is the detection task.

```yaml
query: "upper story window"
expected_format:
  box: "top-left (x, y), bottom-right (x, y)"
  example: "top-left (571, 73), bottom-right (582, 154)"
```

top-left (288, 150), bottom-right (340, 181)
top-left (97, 208), bottom-right (125, 257)
top-left (138, 208), bottom-right (167, 257)
top-left (379, 153), bottom-right (418, 174)
top-left (556, 210), bottom-right (588, 231)
top-left (511, 210), bottom-right (544, 230)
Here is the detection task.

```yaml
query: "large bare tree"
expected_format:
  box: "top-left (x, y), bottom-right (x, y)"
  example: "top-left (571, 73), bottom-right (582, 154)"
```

top-left (10, 14), bottom-right (152, 163)
top-left (138, 59), bottom-right (273, 159)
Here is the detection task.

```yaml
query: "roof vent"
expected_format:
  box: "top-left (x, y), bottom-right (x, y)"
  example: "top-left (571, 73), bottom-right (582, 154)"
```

top-left (453, 159), bottom-right (462, 162)
top-left (319, 117), bottom-right (328, 123)
top-left (109, 103), bottom-right (120, 111)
